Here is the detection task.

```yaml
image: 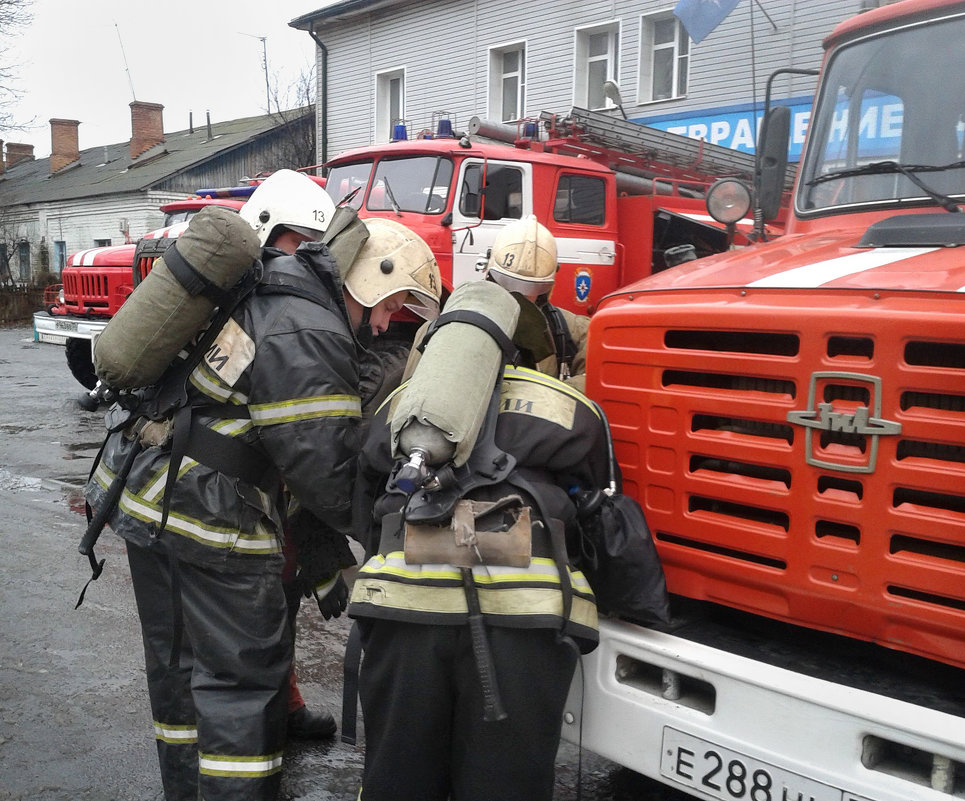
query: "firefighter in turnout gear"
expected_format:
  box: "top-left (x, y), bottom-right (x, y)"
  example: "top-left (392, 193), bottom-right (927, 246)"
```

top-left (485, 214), bottom-right (589, 389)
top-left (348, 283), bottom-right (610, 800)
top-left (84, 170), bottom-right (442, 801)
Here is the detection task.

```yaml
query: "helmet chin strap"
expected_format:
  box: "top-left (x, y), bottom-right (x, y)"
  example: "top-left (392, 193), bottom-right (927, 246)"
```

top-left (356, 305), bottom-right (374, 348)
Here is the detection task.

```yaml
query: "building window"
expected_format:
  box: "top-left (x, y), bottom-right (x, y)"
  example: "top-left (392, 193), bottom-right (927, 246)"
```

top-left (54, 241), bottom-right (67, 275)
top-left (17, 241), bottom-right (30, 281)
top-left (639, 12), bottom-right (689, 103)
top-left (375, 68), bottom-right (405, 143)
top-left (489, 43), bottom-right (526, 122)
top-left (94, 239), bottom-right (112, 247)
top-left (575, 23), bottom-right (619, 110)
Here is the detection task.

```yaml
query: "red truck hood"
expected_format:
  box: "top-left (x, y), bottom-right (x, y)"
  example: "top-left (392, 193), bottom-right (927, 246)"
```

top-left (625, 223), bottom-right (965, 295)
top-left (66, 244), bottom-right (137, 268)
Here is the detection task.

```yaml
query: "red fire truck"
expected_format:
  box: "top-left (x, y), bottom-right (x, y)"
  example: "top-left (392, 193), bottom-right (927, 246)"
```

top-left (570, 2), bottom-right (965, 800)
top-left (33, 196), bottom-right (249, 388)
top-left (323, 105), bottom-right (785, 316)
top-left (39, 115), bottom-right (782, 390)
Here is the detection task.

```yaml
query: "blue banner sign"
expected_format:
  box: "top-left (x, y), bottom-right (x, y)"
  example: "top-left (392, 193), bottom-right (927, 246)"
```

top-left (633, 93), bottom-right (908, 162)
top-left (633, 97), bottom-right (813, 160)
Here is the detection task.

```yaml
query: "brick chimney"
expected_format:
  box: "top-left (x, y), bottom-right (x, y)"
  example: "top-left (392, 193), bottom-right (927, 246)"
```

top-left (0, 141), bottom-right (5, 176)
top-left (6, 143), bottom-right (35, 169)
top-left (129, 101), bottom-right (165, 159)
top-left (50, 118), bottom-right (81, 173)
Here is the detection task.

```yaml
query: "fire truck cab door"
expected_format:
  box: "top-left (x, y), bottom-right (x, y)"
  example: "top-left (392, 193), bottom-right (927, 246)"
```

top-left (450, 159), bottom-right (533, 288)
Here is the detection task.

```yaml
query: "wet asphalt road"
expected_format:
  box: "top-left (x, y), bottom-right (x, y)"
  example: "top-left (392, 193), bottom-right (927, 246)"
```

top-left (0, 323), bottom-right (691, 801)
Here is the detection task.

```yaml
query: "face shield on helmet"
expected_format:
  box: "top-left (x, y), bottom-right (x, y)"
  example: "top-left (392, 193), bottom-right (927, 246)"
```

top-left (485, 214), bottom-right (558, 298)
top-left (239, 169), bottom-right (337, 247)
top-left (344, 218), bottom-right (442, 320)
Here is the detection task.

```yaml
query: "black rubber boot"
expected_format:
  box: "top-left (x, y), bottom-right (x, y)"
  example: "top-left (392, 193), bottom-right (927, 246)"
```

top-left (287, 705), bottom-right (337, 740)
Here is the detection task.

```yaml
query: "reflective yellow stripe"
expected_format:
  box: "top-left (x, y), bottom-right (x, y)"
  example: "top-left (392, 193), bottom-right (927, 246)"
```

top-left (374, 367), bottom-right (598, 419)
top-left (93, 464), bottom-right (281, 554)
top-left (199, 751), bottom-right (284, 778)
top-left (249, 394), bottom-right (362, 425)
top-left (189, 362), bottom-right (249, 405)
top-left (503, 366), bottom-right (600, 417)
top-left (351, 577), bottom-right (598, 629)
top-left (358, 553), bottom-right (593, 591)
top-left (154, 721), bottom-right (198, 744)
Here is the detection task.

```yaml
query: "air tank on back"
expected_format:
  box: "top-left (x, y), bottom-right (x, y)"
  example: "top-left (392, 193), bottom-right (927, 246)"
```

top-left (390, 280), bottom-right (519, 490)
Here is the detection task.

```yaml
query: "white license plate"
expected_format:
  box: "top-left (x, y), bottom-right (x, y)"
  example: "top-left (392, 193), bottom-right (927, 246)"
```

top-left (661, 728), bottom-right (844, 801)
top-left (54, 319), bottom-right (78, 331)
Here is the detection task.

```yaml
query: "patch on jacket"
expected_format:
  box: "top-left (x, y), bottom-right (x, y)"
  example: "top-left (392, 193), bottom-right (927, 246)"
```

top-left (203, 318), bottom-right (255, 386)
top-left (500, 380), bottom-right (575, 429)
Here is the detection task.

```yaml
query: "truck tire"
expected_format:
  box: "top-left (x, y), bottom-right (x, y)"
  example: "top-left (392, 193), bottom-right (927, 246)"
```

top-left (65, 338), bottom-right (98, 390)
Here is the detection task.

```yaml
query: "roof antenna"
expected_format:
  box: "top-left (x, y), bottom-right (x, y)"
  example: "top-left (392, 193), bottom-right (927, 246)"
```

top-left (239, 32), bottom-right (271, 112)
top-left (114, 21), bottom-right (136, 101)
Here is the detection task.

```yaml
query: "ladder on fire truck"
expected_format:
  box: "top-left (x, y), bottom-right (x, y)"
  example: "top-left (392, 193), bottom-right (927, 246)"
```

top-left (539, 107), bottom-right (795, 189)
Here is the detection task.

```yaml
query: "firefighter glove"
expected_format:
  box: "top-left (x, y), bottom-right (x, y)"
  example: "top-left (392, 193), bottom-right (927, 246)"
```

top-left (311, 571), bottom-right (349, 620)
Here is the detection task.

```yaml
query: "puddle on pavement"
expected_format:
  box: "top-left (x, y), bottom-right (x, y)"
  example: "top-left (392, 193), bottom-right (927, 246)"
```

top-left (63, 441), bottom-right (102, 460)
top-left (0, 423), bottom-right (42, 434)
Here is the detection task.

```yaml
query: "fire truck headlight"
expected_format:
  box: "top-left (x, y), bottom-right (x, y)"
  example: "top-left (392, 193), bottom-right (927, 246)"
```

top-left (58, 288), bottom-right (65, 305)
top-left (706, 178), bottom-right (752, 225)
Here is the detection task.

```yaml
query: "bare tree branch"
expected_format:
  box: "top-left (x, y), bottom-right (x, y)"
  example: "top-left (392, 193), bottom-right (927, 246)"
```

top-left (0, 0), bottom-right (35, 134)
top-left (266, 62), bottom-right (318, 170)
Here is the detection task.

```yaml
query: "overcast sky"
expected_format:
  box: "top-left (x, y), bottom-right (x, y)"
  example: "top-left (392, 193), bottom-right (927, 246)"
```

top-left (4, 0), bottom-right (330, 157)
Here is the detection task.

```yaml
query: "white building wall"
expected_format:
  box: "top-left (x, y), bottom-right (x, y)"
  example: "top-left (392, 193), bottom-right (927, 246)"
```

top-left (309, 0), bottom-right (869, 159)
top-left (3, 191), bottom-right (183, 281)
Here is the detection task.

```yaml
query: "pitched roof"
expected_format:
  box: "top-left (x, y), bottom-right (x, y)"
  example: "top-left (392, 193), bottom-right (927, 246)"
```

top-left (0, 108), bottom-right (313, 207)
top-left (289, 0), bottom-right (408, 28)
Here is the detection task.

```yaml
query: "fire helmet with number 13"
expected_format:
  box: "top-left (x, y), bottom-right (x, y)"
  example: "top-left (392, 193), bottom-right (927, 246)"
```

top-left (239, 169), bottom-right (337, 247)
top-left (344, 218), bottom-right (442, 321)
top-left (485, 214), bottom-right (558, 299)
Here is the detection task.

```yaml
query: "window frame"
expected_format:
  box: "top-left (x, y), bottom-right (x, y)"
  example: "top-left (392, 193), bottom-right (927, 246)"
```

top-left (574, 21), bottom-right (621, 111)
top-left (638, 11), bottom-right (690, 104)
top-left (488, 40), bottom-right (527, 123)
top-left (54, 240), bottom-right (67, 275)
top-left (375, 67), bottom-right (406, 143)
top-left (16, 240), bottom-right (30, 281)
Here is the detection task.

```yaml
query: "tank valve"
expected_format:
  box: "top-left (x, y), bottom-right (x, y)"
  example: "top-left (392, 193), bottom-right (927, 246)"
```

top-left (395, 448), bottom-right (430, 493)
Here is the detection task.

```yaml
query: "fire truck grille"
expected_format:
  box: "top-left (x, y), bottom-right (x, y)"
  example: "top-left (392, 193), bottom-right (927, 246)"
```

top-left (595, 309), bottom-right (965, 668)
top-left (62, 272), bottom-right (111, 309)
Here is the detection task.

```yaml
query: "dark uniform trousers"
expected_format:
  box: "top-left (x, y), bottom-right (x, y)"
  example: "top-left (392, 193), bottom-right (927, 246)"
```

top-left (127, 539), bottom-right (292, 801)
top-left (358, 619), bottom-right (578, 801)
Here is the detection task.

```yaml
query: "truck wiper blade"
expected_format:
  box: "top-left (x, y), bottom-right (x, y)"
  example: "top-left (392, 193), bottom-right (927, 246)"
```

top-left (808, 159), bottom-right (965, 212)
top-left (382, 177), bottom-right (403, 216)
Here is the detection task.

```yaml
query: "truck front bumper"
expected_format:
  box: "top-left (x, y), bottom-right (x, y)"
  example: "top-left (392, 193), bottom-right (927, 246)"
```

top-left (33, 312), bottom-right (108, 346)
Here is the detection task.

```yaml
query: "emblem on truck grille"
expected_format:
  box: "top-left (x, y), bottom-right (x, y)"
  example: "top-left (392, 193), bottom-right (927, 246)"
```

top-left (787, 371), bottom-right (901, 474)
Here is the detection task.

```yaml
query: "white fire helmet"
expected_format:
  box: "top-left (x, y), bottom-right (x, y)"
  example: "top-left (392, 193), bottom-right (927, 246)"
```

top-left (344, 218), bottom-right (442, 320)
top-left (486, 215), bottom-right (558, 297)
top-left (239, 169), bottom-right (337, 247)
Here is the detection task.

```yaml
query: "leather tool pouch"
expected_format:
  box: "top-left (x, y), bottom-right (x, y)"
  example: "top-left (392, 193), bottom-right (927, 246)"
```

top-left (403, 496), bottom-right (533, 568)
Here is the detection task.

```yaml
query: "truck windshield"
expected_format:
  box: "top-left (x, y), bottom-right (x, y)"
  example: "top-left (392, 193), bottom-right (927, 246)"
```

top-left (367, 156), bottom-right (454, 214)
top-left (798, 14), bottom-right (965, 213)
top-left (325, 161), bottom-right (373, 209)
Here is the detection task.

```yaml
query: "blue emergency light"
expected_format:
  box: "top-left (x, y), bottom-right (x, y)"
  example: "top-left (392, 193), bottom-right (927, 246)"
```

top-left (436, 118), bottom-right (454, 138)
top-left (194, 185), bottom-right (258, 199)
top-left (392, 123), bottom-right (408, 141)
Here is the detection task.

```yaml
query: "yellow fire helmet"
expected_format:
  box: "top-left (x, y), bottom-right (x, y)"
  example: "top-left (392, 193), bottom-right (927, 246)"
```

top-left (344, 218), bottom-right (442, 320)
top-left (486, 214), bottom-right (558, 297)
top-left (239, 169), bottom-right (336, 247)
